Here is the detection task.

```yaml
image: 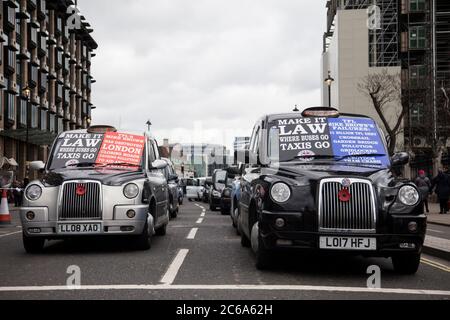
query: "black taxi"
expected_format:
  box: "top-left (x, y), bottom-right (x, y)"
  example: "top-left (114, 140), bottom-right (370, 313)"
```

top-left (237, 107), bottom-right (426, 273)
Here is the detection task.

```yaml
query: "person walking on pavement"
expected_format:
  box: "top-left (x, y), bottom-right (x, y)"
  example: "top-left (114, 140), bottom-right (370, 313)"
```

top-left (415, 170), bottom-right (431, 213)
top-left (432, 168), bottom-right (450, 214)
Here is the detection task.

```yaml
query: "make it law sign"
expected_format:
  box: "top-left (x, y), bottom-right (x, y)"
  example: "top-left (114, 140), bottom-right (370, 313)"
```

top-left (50, 132), bottom-right (145, 169)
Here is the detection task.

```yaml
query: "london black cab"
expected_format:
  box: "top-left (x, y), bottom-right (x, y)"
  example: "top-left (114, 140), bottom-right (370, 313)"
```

top-left (237, 107), bottom-right (426, 273)
top-left (21, 126), bottom-right (170, 253)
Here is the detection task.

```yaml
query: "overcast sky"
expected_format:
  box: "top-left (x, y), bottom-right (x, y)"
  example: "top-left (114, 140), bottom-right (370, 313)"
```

top-left (78, 0), bottom-right (327, 150)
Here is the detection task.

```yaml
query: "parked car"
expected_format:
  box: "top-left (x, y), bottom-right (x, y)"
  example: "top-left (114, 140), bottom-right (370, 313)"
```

top-left (209, 169), bottom-right (232, 214)
top-left (161, 158), bottom-right (180, 219)
top-left (228, 169), bottom-right (242, 232)
top-left (186, 178), bottom-right (202, 201)
top-left (238, 107), bottom-right (426, 273)
top-left (20, 125), bottom-right (170, 253)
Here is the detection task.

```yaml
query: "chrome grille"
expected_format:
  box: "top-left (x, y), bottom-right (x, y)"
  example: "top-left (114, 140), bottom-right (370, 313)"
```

top-left (318, 178), bottom-right (376, 233)
top-left (59, 181), bottom-right (102, 220)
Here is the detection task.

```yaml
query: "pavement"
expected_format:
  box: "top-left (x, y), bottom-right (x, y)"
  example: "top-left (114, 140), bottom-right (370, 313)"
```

top-left (0, 202), bottom-right (449, 300)
top-left (423, 202), bottom-right (450, 261)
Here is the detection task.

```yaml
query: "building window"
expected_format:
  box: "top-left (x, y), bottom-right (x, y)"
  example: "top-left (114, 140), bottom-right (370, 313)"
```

top-left (409, 65), bottom-right (427, 88)
top-left (7, 7), bottom-right (16, 27)
top-left (58, 117), bottom-right (63, 133)
top-left (30, 27), bottom-right (38, 48)
top-left (31, 105), bottom-right (39, 128)
top-left (410, 0), bottom-right (426, 12)
top-left (30, 66), bottom-right (39, 85)
top-left (6, 93), bottom-right (16, 122)
top-left (40, 109), bottom-right (47, 131)
top-left (49, 113), bottom-right (55, 132)
top-left (410, 103), bottom-right (424, 126)
top-left (19, 99), bottom-right (27, 126)
top-left (409, 26), bottom-right (427, 49)
top-left (40, 35), bottom-right (47, 52)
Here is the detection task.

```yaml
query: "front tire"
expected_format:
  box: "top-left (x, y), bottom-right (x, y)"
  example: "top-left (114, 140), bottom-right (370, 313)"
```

top-left (135, 223), bottom-right (152, 250)
top-left (251, 222), bottom-right (272, 270)
top-left (23, 233), bottom-right (45, 253)
top-left (155, 223), bottom-right (167, 236)
top-left (392, 253), bottom-right (421, 274)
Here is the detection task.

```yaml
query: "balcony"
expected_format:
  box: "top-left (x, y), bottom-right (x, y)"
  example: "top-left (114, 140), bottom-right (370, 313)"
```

top-left (7, 38), bottom-right (19, 52)
top-left (6, 80), bottom-right (18, 95)
top-left (0, 74), bottom-right (5, 89)
top-left (5, 0), bottom-right (19, 8)
top-left (0, 29), bottom-right (7, 43)
top-left (17, 48), bottom-right (31, 61)
top-left (16, 10), bottom-right (31, 20)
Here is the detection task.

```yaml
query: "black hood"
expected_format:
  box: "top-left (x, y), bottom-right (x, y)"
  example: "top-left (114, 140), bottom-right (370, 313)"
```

top-left (42, 169), bottom-right (146, 186)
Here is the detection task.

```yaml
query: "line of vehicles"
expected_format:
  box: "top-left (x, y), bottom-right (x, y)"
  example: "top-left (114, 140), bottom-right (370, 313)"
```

top-left (20, 107), bottom-right (426, 274)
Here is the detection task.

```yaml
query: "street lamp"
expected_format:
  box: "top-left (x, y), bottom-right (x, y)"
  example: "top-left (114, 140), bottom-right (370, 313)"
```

top-left (324, 71), bottom-right (334, 107)
top-left (146, 120), bottom-right (152, 131)
top-left (22, 85), bottom-right (32, 178)
top-left (293, 105), bottom-right (299, 112)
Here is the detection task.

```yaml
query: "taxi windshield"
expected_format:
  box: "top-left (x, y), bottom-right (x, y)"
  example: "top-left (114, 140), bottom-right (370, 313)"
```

top-left (47, 131), bottom-right (145, 171)
top-left (268, 116), bottom-right (390, 168)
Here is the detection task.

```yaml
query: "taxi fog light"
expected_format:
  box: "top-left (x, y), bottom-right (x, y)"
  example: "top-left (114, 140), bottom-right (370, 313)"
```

top-left (26, 211), bottom-right (35, 220)
top-left (276, 239), bottom-right (293, 246)
top-left (408, 221), bottom-right (418, 232)
top-left (126, 209), bottom-right (136, 218)
top-left (120, 226), bottom-right (134, 232)
top-left (28, 228), bottom-right (41, 234)
top-left (399, 243), bottom-right (416, 249)
top-left (275, 218), bottom-right (285, 228)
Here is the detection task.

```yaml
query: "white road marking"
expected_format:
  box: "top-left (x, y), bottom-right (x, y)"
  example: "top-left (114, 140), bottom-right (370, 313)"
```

top-left (428, 229), bottom-right (444, 234)
top-left (200, 212), bottom-right (205, 217)
top-left (160, 249), bottom-right (189, 285)
top-left (196, 218), bottom-right (204, 224)
top-left (0, 231), bottom-right (22, 238)
top-left (0, 284), bottom-right (449, 296)
top-left (186, 228), bottom-right (198, 240)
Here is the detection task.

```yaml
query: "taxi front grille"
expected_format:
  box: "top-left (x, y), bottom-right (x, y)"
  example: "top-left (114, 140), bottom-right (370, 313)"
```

top-left (59, 182), bottom-right (102, 220)
top-left (318, 179), bottom-right (376, 232)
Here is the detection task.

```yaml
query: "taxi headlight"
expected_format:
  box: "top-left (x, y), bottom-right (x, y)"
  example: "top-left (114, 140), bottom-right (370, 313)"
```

top-left (398, 185), bottom-right (420, 206)
top-left (270, 182), bottom-right (291, 203)
top-left (26, 185), bottom-right (42, 201)
top-left (123, 183), bottom-right (139, 199)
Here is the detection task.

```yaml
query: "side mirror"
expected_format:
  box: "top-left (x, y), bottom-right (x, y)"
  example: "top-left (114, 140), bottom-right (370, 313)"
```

top-left (151, 159), bottom-right (168, 170)
top-left (168, 174), bottom-right (179, 182)
top-left (29, 161), bottom-right (45, 172)
top-left (391, 152), bottom-right (409, 167)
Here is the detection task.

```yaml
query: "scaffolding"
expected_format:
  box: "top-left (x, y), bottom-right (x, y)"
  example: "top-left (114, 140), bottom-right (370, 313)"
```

top-left (324, 0), bottom-right (400, 67)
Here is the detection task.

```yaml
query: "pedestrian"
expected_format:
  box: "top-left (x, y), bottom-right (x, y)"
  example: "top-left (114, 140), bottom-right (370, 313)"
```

top-left (432, 168), bottom-right (450, 214)
top-left (12, 179), bottom-right (21, 207)
top-left (415, 170), bottom-right (431, 213)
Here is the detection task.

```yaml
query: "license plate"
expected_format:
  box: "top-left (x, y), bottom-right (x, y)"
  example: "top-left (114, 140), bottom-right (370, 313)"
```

top-left (58, 223), bottom-right (102, 234)
top-left (319, 236), bottom-right (376, 250)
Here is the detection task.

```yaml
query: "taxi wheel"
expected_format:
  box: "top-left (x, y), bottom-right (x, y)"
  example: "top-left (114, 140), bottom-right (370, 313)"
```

top-left (23, 233), bottom-right (45, 254)
top-left (155, 223), bottom-right (167, 236)
top-left (135, 223), bottom-right (151, 250)
top-left (392, 253), bottom-right (421, 274)
top-left (251, 223), bottom-right (272, 270)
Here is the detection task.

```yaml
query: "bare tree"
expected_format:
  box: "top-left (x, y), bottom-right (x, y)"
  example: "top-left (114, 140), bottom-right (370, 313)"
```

top-left (357, 69), bottom-right (404, 156)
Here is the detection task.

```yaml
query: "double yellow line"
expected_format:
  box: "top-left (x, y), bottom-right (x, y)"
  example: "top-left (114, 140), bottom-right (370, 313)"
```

top-left (421, 257), bottom-right (450, 272)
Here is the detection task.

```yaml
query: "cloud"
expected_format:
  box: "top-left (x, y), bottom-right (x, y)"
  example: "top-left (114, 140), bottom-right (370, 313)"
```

top-left (78, 0), bottom-right (326, 149)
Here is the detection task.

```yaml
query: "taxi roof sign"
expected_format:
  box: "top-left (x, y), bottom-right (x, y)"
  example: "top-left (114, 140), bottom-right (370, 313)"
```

top-left (301, 107), bottom-right (340, 118)
top-left (87, 125), bottom-right (117, 134)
